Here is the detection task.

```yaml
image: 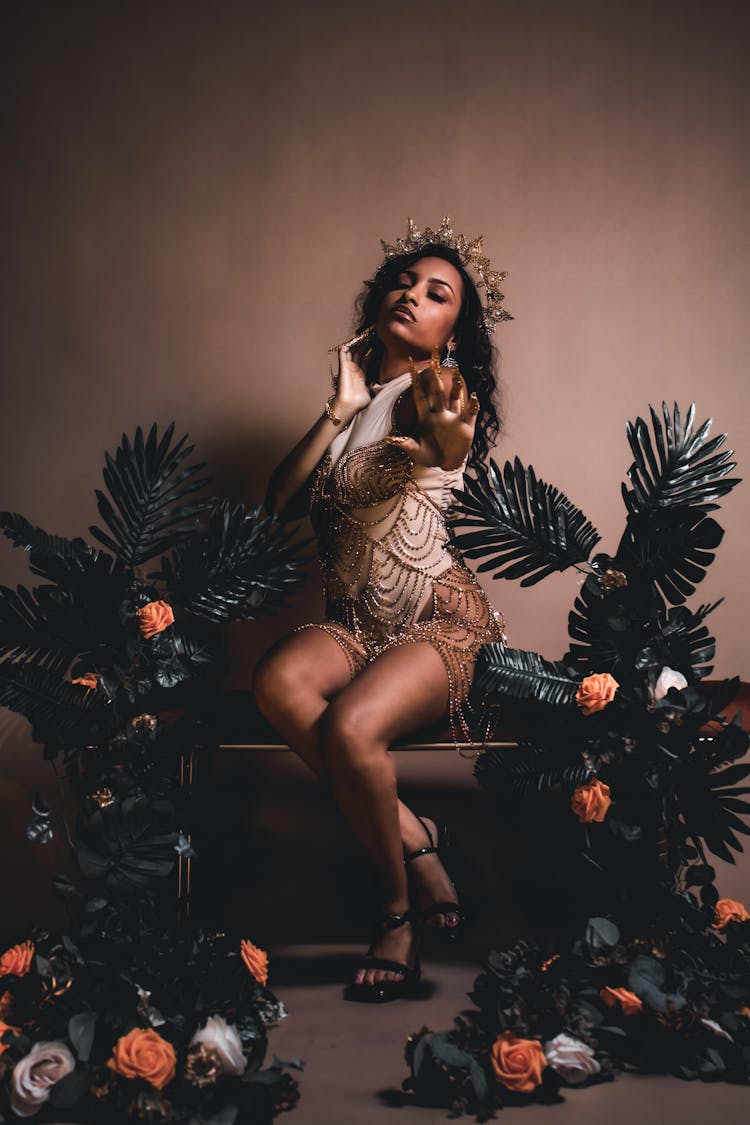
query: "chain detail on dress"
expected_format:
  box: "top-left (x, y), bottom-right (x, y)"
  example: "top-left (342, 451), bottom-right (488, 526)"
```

top-left (297, 433), bottom-right (508, 753)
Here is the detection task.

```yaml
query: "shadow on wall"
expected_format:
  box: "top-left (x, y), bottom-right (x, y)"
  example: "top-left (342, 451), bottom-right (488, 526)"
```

top-left (200, 424), bottom-right (324, 688)
top-left (0, 711), bottom-right (78, 933)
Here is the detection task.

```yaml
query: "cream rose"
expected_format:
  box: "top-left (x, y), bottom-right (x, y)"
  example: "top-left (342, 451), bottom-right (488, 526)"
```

top-left (543, 1033), bottom-right (601, 1084)
top-left (10, 1040), bottom-right (75, 1117)
top-left (652, 666), bottom-right (688, 701)
top-left (188, 1015), bottom-right (244, 1077)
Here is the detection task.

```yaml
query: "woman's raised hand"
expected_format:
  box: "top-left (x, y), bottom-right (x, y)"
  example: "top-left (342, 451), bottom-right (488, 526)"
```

top-left (388, 350), bottom-right (479, 471)
top-left (331, 343), bottom-right (372, 424)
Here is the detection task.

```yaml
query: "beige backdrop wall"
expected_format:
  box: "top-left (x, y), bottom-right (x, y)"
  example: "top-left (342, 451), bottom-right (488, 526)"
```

top-left (2, 0), bottom-right (748, 689)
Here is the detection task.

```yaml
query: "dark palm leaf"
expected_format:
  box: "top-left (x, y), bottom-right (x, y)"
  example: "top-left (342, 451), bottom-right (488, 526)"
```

top-left (0, 660), bottom-right (110, 747)
top-left (89, 422), bottom-right (214, 566)
top-left (622, 402), bottom-right (740, 516)
top-left (619, 509), bottom-right (724, 606)
top-left (473, 644), bottom-right (581, 708)
top-left (0, 584), bottom-right (78, 673)
top-left (0, 511), bottom-right (98, 562)
top-left (0, 548), bottom-right (128, 672)
top-left (152, 501), bottom-right (309, 623)
top-left (474, 742), bottom-right (594, 799)
top-left (449, 457), bottom-right (601, 585)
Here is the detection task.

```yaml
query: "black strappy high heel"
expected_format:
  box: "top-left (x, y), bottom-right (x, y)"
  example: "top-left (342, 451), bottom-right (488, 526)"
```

top-left (343, 909), bottom-right (421, 1003)
top-left (403, 816), bottom-right (467, 944)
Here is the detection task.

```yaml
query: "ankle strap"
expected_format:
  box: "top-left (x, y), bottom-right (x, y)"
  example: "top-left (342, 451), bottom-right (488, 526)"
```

top-left (403, 815), bottom-right (438, 865)
top-left (403, 845), bottom-right (438, 864)
top-left (381, 910), bottom-right (415, 929)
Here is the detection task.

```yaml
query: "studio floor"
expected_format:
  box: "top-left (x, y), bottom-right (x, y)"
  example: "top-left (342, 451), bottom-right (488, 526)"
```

top-left (266, 943), bottom-right (750, 1125)
top-left (1, 909), bottom-right (748, 1124)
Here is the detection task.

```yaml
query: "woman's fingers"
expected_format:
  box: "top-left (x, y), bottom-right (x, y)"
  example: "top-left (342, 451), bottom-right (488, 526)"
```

top-left (419, 363), bottom-right (447, 412)
top-left (449, 370), bottom-right (466, 414)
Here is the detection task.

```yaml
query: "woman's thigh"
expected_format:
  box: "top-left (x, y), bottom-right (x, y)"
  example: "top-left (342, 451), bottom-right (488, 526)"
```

top-left (253, 624), bottom-right (363, 713)
top-left (322, 640), bottom-right (450, 749)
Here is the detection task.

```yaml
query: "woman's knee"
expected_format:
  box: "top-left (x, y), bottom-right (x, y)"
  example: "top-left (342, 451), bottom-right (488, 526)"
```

top-left (319, 698), bottom-right (385, 770)
top-left (252, 650), bottom-right (298, 720)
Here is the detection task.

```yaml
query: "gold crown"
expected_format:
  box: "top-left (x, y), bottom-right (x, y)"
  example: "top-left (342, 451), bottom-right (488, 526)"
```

top-left (380, 216), bottom-right (512, 332)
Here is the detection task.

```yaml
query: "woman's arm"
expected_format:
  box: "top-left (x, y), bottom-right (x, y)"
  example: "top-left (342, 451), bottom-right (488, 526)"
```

top-left (264, 346), bottom-right (371, 519)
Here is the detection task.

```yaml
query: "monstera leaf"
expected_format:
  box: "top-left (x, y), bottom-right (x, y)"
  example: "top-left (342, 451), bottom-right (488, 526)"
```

top-left (622, 402), bottom-right (740, 516)
top-left (678, 760), bottom-right (750, 864)
top-left (153, 501), bottom-right (309, 623)
top-left (474, 741), bottom-right (594, 799)
top-left (619, 509), bottom-right (725, 606)
top-left (450, 457), bottom-right (601, 585)
top-left (633, 603), bottom-right (720, 682)
top-left (473, 644), bottom-right (581, 708)
top-left (567, 575), bottom-right (666, 675)
top-left (89, 422), bottom-right (214, 566)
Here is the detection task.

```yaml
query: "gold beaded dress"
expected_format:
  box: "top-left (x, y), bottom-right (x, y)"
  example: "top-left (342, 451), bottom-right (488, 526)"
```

top-left (301, 369), bottom-right (507, 747)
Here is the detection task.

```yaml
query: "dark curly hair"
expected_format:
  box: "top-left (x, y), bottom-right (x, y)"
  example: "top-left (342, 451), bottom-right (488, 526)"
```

top-left (351, 243), bottom-right (506, 467)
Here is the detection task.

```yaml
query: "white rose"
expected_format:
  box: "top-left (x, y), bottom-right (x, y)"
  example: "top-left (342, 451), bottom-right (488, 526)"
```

top-left (189, 1015), bottom-right (244, 1077)
top-left (543, 1032), bottom-right (601, 1085)
top-left (701, 1018), bottom-right (733, 1041)
top-left (652, 667), bottom-right (688, 701)
top-left (10, 1040), bottom-right (75, 1117)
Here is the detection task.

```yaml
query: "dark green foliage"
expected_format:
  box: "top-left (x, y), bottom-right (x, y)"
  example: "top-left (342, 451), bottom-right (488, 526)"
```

top-left (89, 422), bottom-right (215, 566)
top-left (0, 421), bottom-right (304, 1123)
top-left (450, 457), bottom-right (601, 585)
top-left (404, 401), bottom-right (750, 1112)
top-left (474, 741), bottom-right (594, 799)
top-left (473, 645), bottom-right (581, 708)
top-left (623, 402), bottom-right (739, 516)
top-left (0, 660), bottom-right (110, 749)
top-left (619, 509), bottom-right (724, 606)
top-left (154, 500), bottom-right (309, 623)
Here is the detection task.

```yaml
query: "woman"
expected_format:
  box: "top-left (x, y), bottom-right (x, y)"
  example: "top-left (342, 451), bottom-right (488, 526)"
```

top-left (254, 218), bottom-right (510, 1002)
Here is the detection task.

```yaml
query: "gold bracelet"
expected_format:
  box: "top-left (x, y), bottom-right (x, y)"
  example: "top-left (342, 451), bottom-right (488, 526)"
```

top-left (324, 395), bottom-right (343, 426)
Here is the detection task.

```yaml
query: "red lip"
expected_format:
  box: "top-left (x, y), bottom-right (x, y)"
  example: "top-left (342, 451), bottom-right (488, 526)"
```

top-left (391, 305), bottom-right (415, 321)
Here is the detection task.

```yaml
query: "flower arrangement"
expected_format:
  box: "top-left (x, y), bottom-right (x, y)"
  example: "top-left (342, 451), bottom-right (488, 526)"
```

top-left (0, 423), bottom-right (308, 1122)
top-left (403, 404), bottom-right (750, 1115)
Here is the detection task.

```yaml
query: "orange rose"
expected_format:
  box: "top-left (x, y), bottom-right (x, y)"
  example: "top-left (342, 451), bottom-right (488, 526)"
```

top-left (489, 1031), bottom-right (547, 1093)
top-left (713, 898), bottom-right (750, 930)
top-left (135, 600), bottom-right (175, 640)
top-left (72, 672), bottom-right (99, 691)
top-left (0, 991), bottom-right (12, 1019)
top-left (575, 673), bottom-right (619, 716)
top-left (0, 941), bottom-right (34, 978)
top-left (107, 1028), bottom-right (177, 1090)
top-left (570, 779), bottom-right (612, 823)
top-left (240, 939), bottom-right (269, 986)
top-left (599, 986), bottom-right (643, 1015)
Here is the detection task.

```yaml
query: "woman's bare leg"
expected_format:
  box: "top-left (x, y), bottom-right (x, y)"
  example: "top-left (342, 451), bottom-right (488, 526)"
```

top-left (317, 640), bottom-right (454, 986)
top-left (253, 629), bottom-right (460, 929)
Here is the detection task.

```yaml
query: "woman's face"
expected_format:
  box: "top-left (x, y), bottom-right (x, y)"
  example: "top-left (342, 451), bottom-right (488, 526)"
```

top-left (376, 255), bottom-right (463, 357)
